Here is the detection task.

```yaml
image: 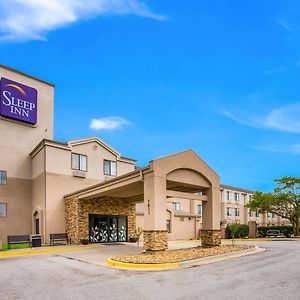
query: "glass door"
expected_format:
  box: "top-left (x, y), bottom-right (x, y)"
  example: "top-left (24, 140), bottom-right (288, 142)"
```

top-left (89, 215), bottom-right (128, 243)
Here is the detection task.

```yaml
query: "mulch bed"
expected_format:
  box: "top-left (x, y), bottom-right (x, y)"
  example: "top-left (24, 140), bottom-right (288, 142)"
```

top-left (111, 245), bottom-right (255, 264)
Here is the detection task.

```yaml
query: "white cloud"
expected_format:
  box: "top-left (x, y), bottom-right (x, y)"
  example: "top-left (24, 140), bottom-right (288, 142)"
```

top-left (275, 18), bottom-right (295, 32)
top-left (0, 0), bottom-right (166, 41)
top-left (263, 103), bottom-right (300, 133)
top-left (251, 144), bottom-right (300, 155)
top-left (222, 102), bottom-right (300, 133)
top-left (90, 116), bottom-right (130, 130)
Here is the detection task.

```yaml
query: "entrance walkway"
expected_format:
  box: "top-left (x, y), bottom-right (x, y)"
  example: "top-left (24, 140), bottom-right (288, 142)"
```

top-left (59, 243), bottom-right (143, 265)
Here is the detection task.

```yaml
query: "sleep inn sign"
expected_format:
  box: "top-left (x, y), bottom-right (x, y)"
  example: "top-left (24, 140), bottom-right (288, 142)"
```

top-left (0, 77), bottom-right (37, 125)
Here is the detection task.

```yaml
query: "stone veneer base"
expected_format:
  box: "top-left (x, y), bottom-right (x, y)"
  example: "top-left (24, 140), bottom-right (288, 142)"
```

top-left (201, 229), bottom-right (221, 247)
top-left (143, 230), bottom-right (168, 251)
top-left (65, 196), bottom-right (136, 244)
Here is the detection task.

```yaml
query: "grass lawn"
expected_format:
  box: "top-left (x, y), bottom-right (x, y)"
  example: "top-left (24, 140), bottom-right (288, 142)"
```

top-left (1, 243), bottom-right (31, 251)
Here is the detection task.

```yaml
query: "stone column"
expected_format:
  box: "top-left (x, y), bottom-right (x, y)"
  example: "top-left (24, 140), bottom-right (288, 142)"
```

top-left (143, 173), bottom-right (168, 251)
top-left (248, 221), bottom-right (257, 238)
top-left (201, 184), bottom-right (221, 246)
top-left (65, 196), bottom-right (80, 244)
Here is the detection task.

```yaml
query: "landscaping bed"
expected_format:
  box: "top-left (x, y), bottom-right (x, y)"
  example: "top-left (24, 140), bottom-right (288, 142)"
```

top-left (111, 245), bottom-right (255, 264)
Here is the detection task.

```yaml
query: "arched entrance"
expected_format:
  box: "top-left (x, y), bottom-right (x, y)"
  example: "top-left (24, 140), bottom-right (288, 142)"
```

top-left (33, 211), bottom-right (40, 234)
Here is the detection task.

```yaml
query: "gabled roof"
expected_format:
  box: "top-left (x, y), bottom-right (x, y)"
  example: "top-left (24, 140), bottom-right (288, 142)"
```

top-left (30, 139), bottom-right (70, 158)
top-left (151, 149), bottom-right (220, 178)
top-left (69, 136), bottom-right (120, 158)
top-left (68, 136), bottom-right (136, 162)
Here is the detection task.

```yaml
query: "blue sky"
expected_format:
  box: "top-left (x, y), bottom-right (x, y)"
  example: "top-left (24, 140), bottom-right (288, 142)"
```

top-left (0, 0), bottom-right (299, 191)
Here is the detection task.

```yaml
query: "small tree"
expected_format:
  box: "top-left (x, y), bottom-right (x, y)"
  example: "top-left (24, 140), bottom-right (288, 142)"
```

top-left (227, 222), bottom-right (240, 245)
top-left (247, 176), bottom-right (300, 236)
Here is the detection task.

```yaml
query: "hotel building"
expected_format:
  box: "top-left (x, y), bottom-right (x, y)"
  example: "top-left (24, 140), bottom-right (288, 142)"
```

top-left (0, 65), bottom-right (284, 249)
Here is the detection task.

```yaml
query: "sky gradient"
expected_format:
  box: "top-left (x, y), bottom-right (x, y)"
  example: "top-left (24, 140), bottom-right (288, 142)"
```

top-left (0, 0), bottom-right (299, 191)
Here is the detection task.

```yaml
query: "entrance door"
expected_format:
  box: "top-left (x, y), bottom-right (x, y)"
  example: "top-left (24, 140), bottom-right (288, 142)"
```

top-left (89, 215), bottom-right (127, 243)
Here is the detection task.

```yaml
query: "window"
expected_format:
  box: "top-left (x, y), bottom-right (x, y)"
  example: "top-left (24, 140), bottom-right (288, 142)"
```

top-left (226, 207), bottom-right (231, 216)
top-left (235, 208), bottom-right (240, 217)
top-left (103, 160), bottom-right (117, 176)
top-left (255, 211), bottom-right (259, 218)
top-left (0, 203), bottom-right (7, 217)
top-left (267, 212), bottom-right (271, 218)
top-left (197, 204), bottom-right (203, 214)
top-left (72, 153), bottom-right (87, 171)
top-left (249, 195), bottom-right (252, 201)
top-left (234, 193), bottom-right (239, 201)
top-left (249, 210), bottom-right (253, 217)
top-left (272, 213), bottom-right (275, 219)
top-left (171, 202), bottom-right (180, 210)
top-left (0, 171), bottom-right (7, 185)
top-left (166, 220), bottom-right (171, 233)
top-left (226, 191), bottom-right (230, 200)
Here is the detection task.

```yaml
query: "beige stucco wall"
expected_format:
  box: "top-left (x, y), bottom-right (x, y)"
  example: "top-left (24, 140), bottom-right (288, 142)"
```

top-left (0, 66), bottom-right (54, 243)
top-left (33, 141), bottom-right (135, 244)
top-left (0, 66), bottom-right (54, 180)
top-left (0, 178), bottom-right (32, 242)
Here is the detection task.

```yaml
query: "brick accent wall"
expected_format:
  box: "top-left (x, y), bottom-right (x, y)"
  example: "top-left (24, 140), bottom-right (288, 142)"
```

top-left (65, 196), bottom-right (136, 244)
top-left (201, 229), bottom-right (221, 246)
top-left (143, 230), bottom-right (168, 251)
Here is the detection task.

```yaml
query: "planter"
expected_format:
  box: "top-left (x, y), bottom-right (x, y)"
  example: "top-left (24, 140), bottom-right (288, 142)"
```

top-left (129, 237), bottom-right (138, 243)
top-left (80, 239), bottom-right (89, 245)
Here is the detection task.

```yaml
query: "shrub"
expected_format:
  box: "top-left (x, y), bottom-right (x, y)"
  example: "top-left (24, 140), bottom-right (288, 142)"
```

top-left (257, 226), bottom-right (293, 237)
top-left (226, 224), bottom-right (249, 239)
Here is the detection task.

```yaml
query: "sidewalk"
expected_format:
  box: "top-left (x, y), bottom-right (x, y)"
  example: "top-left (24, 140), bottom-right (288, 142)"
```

top-left (0, 245), bottom-right (99, 258)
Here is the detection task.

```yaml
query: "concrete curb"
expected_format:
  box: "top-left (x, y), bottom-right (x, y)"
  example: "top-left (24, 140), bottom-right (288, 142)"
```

top-left (0, 246), bottom-right (99, 259)
top-left (106, 259), bottom-right (179, 269)
top-left (180, 246), bottom-right (265, 267)
top-left (105, 246), bottom-right (265, 271)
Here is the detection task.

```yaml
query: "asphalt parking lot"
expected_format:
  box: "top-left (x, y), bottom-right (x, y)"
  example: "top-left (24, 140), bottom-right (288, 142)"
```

top-left (0, 241), bottom-right (299, 300)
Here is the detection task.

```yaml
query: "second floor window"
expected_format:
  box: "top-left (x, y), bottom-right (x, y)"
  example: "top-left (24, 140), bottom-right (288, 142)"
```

top-left (72, 153), bottom-right (87, 171)
top-left (255, 211), bottom-right (259, 218)
top-left (0, 171), bottom-right (7, 185)
top-left (249, 210), bottom-right (253, 217)
top-left (197, 204), bottom-right (203, 214)
top-left (172, 202), bottom-right (180, 210)
top-left (104, 160), bottom-right (117, 176)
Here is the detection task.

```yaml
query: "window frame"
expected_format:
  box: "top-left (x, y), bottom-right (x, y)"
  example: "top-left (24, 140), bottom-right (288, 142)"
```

top-left (166, 220), bottom-right (171, 233)
top-left (226, 191), bottom-right (230, 200)
top-left (197, 204), bottom-right (203, 214)
top-left (103, 159), bottom-right (117, 176)
top-left (71, 153), bottom-right (87, 172)
top-left (171, 202), bottom-right (181, 211)
top-left (226, 207), bottom-right (231, 216)
top-left (234, 193), bottom-right (240, 202)
top-left (235, 208), bottom-right (240, 217)
top-left (0, 170), bottom-right (7, 185)
top-left (0, 202), bottom-right (7, 218)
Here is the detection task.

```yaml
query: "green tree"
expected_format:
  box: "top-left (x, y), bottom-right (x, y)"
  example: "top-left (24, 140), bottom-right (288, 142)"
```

top-left (247, 176), bottom-right (300, 236)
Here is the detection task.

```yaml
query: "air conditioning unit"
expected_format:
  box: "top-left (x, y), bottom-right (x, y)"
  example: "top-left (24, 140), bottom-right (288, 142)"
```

top-left (72, 170), bottom-right (86, 178)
